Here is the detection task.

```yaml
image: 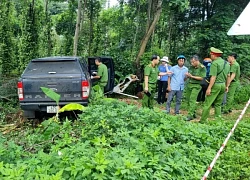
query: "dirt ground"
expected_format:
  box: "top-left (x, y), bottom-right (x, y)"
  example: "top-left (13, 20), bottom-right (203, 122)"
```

top-left (117, 97), bottom-right (247, 123)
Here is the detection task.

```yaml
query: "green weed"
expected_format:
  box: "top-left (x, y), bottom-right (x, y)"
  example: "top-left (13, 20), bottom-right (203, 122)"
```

top-left (0, 98), bottom-right (250, 179)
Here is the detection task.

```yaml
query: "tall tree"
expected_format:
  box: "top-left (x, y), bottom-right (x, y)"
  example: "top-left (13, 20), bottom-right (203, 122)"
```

top-left (73, 0), bottom-right (83, 56)
top-left (135, 0), bottom-right (162, 76)
top-left (86, 0), bottom-right (101, 56)
top-left (44, 0), bottom-right (52, 56)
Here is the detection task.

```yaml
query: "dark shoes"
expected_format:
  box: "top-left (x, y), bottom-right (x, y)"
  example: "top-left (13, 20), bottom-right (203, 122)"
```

top-left (222, 111), bottom-right (229, 114)
top-left (186, 114), bottom-right (197, 121)
top-left (157, 102), bottom-right (165, 105)
top-left (222, 109), bottom-right (232, 114)
top-left (186, 116), bottom-right (194, 121)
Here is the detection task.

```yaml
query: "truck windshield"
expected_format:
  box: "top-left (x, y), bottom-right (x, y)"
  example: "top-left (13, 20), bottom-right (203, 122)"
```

top-left (24, 61), bottom-right (81, 75)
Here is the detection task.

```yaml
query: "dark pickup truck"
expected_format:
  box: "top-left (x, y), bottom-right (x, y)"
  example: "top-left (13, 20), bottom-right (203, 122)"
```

top-left (18, 56), bottom-right (115, 118)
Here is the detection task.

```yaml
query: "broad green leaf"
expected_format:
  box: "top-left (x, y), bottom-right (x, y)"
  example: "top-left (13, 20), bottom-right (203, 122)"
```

top-left (51, 170), bottom-right (64, 180)
top-left (82, 169), bottom-right (92, 177)
top-left (59, 103), bottom-right (86, 113)
top-left (93, 85), bottom-right (103, 97)
top-left (40, 87), bottom-right (60, 104)
top-left (103, 98), bottom-right (116, 102)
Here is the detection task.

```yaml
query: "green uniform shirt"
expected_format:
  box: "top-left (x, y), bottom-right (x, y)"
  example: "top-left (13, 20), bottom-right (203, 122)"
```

top-left (230, 61), bottom-right (240, 82)
top-left (144, 63), bottom-right (159, 84)
top-left (97, 63), bottom-right (108, 83)
top-left (189, 63), bottom-right (206, 84)
top-left (209, 57), bottom-right (230, 83)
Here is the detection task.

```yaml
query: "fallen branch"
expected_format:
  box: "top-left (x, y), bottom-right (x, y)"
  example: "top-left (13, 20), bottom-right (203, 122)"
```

top-left (0, 125), bottom-right (17, 134)
top-left (0, 124), bottom-right (15, 127)
top-left (0, 95), bottom-right (11, 101)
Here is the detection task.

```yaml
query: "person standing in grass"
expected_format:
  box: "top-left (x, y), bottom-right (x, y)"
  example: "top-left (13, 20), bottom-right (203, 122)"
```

top-left (185, 55), bottom-right (206, 121)
top-left (200, 47), bottom-right (230, 123)
top-left (142, 55), bottom-right (160, 108)
top-left (222, 53), bottom-right (241, 114)
top-left (166, 55), bottom-right (188, 115)
top-left (157, 56), bottom-right (171, 104)
top-left (142, 55), bottom-right (172, 108)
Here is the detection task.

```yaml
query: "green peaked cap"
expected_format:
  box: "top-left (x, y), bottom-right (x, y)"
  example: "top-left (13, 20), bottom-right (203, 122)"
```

top-left (210, 47), bottom-right (223, 53)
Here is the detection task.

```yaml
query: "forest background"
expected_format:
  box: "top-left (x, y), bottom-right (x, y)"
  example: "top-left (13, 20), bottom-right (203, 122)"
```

top-left (1, 0), bottom-right (250, 82)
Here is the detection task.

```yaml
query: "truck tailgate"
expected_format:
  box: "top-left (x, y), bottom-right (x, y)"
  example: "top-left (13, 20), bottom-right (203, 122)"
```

top-left (22, 75), bottom-right (83, 102)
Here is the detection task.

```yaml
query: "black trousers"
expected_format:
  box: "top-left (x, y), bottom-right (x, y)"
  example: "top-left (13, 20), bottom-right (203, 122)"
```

top-left (157, 80), bottom-right (168, 104)
top-left (197, 86), bottom-right (206, 102)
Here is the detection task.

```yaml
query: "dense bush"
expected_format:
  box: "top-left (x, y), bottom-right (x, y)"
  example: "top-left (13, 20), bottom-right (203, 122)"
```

top-left (1, 99), bottom-right (250, 179)
top-left (234, 80), bottom-right (250, 104)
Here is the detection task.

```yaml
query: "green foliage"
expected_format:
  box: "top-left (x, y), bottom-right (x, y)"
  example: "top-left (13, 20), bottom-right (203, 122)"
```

top-left (89, 84), bottom-right (104, 103)
top-left (1, 0), bottom-right (250, 80)
top-left (169, 0), bottom-right (190, 12)
top-left (40, 87), bottom-right (86, 120)
top-left (141, 47), bottom-right (164, 66)
top-left (55, 9), bottom-right (76, 36)
top-left (234, 81), bottom-right (250, 104)
top-left (0, 0), bottom-right (16, 75)
top-left (0, 77), bottom-right (18, 101)
top-left (1, 99), bottom-right (250, 179)
top-left (58, 103), bottom-right (86, 113)
top-left (0, 101), bottom-right (19, 125)
top-left (0, 1), bottom-right (250, 178)
top-left (41, 87), bottom-right (61, 105)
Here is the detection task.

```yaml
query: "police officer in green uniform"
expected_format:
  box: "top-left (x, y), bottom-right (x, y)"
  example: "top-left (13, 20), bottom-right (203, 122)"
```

top-left (185, 55), bottom-right (206, 121)
top-left (142, 55), bottom-right (160, 108)
top-left (91, 57), bottom-right (108, 94)
top-left (223, 53), bottom-right (240, 113)
top-left (200, 47), bottom-right (230, 123)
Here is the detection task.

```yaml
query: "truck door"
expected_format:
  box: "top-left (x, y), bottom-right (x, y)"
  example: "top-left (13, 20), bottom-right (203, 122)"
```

top-left (88, 57), bottom-right (115, 93)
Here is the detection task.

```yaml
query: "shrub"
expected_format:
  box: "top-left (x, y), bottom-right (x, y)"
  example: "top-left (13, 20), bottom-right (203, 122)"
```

top-left (0, 99), bottom-right (250, 179)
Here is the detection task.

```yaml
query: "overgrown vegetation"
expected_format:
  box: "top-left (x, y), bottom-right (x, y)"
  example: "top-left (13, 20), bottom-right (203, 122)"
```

top-left (1, 0), bottom-right (250, 179)
top-left (234, 79), bottom-right (250, 104)
top-left (1, 99), bottom-right (250, 179)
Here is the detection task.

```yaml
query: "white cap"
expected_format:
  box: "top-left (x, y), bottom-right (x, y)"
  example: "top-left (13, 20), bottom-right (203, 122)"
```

top-left (160, 56), bottom-right (169, 63)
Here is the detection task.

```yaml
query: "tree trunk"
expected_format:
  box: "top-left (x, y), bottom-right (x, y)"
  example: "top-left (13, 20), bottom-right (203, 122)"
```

top-left (135, 0), bottom-right (162, 73)
top-left (73, 0), bottom-right (82, 56)
top-left (88, 1), bottom-right (94, 56)
top-left (45, 0), bottom-right (52, 56)
top-left (202, 0), bottom-right (206, 22)
top-left (146, 0), bottom-right (152, 33)
top-left (80, 0), bottom-right (87, 32)
top-left (131, 3), bottom-right (140, 60)
top-left (167, 10), bottom-right (174, 56)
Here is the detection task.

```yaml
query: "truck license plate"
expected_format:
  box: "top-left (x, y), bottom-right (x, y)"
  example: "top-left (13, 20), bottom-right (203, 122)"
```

top-left (47, 106), bottom-right (59, 113)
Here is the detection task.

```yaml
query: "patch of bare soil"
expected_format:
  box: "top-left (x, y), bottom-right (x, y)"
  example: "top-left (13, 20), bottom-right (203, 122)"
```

top-left (118, 98), bottom-right (142, 108)
top-left (117, 98), bottom-right (247, 123)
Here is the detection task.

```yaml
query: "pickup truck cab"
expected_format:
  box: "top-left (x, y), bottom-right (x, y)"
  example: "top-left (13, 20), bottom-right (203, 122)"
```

top-left (18, 56), bottom-right (114, 118)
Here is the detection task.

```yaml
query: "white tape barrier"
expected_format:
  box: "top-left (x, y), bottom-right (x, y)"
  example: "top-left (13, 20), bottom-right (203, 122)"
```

top-left (201, 98), bottom-right (250, 180)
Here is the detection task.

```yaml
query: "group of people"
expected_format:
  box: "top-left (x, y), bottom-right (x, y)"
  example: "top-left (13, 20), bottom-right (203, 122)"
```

top-left (142, 47), bottom-right (241, 123)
